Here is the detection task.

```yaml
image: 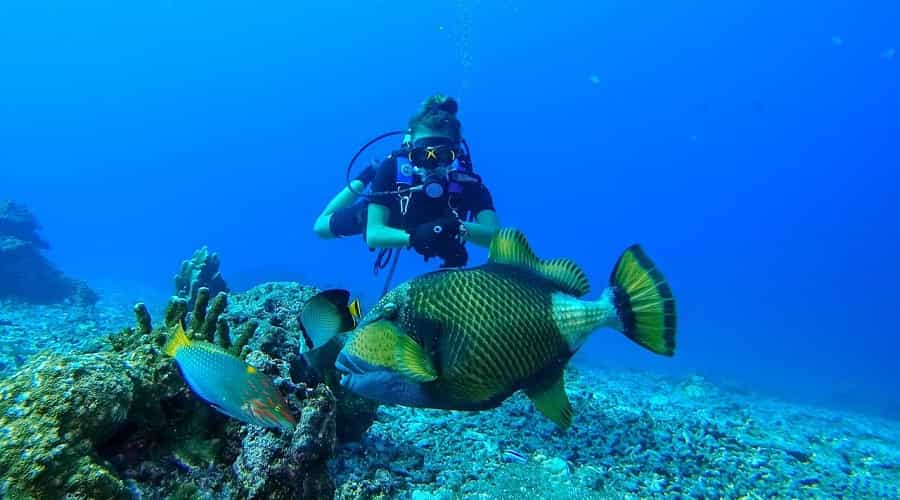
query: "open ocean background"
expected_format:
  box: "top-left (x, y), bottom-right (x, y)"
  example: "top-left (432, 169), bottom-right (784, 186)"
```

top-left (2, 0), bottom-right (898, 420)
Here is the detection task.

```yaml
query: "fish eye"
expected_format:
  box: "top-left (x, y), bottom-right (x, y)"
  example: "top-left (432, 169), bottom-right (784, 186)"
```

top-left (383, 303), bottom-right (398, 319)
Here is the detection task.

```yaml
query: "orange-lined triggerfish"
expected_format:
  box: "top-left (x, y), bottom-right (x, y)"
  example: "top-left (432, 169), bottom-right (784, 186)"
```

top-left (164, 323), bottom-right (296, 430)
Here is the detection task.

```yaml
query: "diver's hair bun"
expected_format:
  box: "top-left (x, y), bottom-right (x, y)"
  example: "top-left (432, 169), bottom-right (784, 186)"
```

top-left (409, 93), bottom-right (462, 141)
top-left (424, 94), bottom-right (458, 116)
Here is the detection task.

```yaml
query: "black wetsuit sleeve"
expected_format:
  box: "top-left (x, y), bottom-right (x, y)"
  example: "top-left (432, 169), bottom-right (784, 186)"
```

top-left (368, 159), bottom-right (397, 208)
top-left (468, 183), bottom-right (496, 216)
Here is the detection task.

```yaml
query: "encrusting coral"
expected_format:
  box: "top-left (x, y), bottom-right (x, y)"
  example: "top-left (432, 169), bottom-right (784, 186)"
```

top-left (0, 285), bottom-right (345, 499)
top-left (0, 242), bottom-right (383, 499)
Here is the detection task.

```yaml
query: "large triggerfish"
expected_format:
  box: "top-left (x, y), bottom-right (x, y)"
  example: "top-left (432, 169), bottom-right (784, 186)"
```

top-left (301, 228), bottom-right (676, 429)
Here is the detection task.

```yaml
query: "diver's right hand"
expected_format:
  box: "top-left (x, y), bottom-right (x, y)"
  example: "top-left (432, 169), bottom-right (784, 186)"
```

top-left (437, 239), bottom-right (468, 268)
top-left (408, 216), bottom-right (462, 259)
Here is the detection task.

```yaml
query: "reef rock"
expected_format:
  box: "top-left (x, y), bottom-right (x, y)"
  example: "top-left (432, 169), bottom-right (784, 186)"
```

top-left (174, 246), bottom-right (229, 309)
top-left (227, 282), bottom-right (379, 442)
top-left (0, 200), bottom-right (98, 305)
top-left (234, 384), bottom-right (337, 499)
top-left (0, 277), bottom-right (380, 499)
top-left (0, 351), bottom-right (134, 499)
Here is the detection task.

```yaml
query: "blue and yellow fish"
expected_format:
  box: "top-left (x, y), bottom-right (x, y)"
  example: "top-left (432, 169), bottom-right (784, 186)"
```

top-left (164, 323), bottom-right (296, 430)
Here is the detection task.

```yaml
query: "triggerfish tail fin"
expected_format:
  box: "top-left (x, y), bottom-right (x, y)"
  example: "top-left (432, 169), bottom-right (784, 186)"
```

top-left (300, 289), bottom-right (359, 351)
top-left (609, 244), bottom-right (676, 356)
top-left (164, 322), bottom-right (192, 357)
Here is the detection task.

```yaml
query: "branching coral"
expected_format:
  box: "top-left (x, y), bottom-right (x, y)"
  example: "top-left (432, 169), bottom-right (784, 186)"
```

top-left (146, 287), bottom-right (258, 357)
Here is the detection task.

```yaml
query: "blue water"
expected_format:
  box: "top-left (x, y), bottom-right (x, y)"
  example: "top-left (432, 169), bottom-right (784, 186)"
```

top-left (2, 1), bottom-right (898, 418)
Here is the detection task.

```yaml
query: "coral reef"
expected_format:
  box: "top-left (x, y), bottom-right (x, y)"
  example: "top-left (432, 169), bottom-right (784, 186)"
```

top-left (0, 281), bottom-right (345, 499)
top-left (224, 282), bottom-right (378, 442)
top-left (174, 246), bottom-right (229, 310)
top-left (0, 200), bottom-right (98, 305)
top-left (4, 243), bottom-right (897, 498)
top-left (2, 273), bottom-right (899, 498)
top-left (233, 384), bottom-right (337, 499)
top-left (0, 351), bottom-right (134, 499)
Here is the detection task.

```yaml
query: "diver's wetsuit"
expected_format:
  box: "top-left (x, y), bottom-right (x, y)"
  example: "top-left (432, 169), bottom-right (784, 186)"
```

top-left (329, 157), bottom-right (495, 238)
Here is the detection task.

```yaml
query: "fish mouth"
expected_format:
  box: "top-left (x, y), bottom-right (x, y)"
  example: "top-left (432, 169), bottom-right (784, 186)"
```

top-left (334, 351), bottom-right (399, 390)
top-left (335, 351), bottom-right (368, 388)
top-left (334, 351), bottom-right (366, 375)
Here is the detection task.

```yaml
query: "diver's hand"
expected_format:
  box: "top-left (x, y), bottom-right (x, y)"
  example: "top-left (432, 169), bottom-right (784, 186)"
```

top-left (353, 159), bottom-right (380, 186)
top-left (436, 239), bottom-right (468, 268)
top-left (408, 216), bottom-right (462, 259)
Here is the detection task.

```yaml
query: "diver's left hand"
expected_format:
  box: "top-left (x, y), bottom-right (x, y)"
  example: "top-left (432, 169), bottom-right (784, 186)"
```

top-left (408, 216), bottom-right (463, 259)
top-left (353, 159), bottom-right (380, 185)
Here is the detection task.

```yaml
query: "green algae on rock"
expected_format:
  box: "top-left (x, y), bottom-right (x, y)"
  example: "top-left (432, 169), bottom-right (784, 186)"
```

top-left (0, 351), bottom-right (134, 499)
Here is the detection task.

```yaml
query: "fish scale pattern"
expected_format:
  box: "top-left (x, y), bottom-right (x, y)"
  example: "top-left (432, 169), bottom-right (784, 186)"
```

top-left (404, 265), bottom-right (571, 406)
top-left (175, 342), bottom-right (292, 428)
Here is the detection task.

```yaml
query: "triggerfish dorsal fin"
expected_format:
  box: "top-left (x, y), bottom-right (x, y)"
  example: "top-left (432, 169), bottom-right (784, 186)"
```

top-left (488, 228), bottom-right (591, 297)
top-left (164, 322), bottom-right (192, 357)
top-left (300, 289), bottom-right (359, 351)
top-left (524, 370), bottom-right (574, 429)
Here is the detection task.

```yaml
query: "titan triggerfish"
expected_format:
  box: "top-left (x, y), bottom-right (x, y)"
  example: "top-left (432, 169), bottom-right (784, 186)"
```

top-left (301, 228), bottom-right (676, 429)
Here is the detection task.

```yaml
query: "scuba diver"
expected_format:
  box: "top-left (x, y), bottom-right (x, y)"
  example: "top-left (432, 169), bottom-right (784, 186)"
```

top-left (313, 94), bottom-right (500, 273)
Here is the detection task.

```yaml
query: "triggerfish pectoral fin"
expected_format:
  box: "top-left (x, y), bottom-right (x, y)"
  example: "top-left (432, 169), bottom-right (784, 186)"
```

top-left (393, 333), bottom-right (438, 382)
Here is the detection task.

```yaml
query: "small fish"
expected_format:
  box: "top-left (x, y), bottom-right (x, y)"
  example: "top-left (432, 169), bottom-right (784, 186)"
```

top-left (881, 48), bottom-right (895, 61)
top-left (299, 289), bottom-right (362, 351)
top-left (164, 323), bottom-right (296, 430)
top-left (502, 448), bottom-right (529, 464)
top-left (831, 36), bottom-right (843, 47)
top-left (303, 228), bottom-right (676, 429)
top-left (298, 290), bottom-right (362, 377)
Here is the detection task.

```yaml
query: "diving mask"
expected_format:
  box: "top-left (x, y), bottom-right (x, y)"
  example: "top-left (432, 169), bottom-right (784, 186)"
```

top-left (408, 138), bottom-right (458, 170)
